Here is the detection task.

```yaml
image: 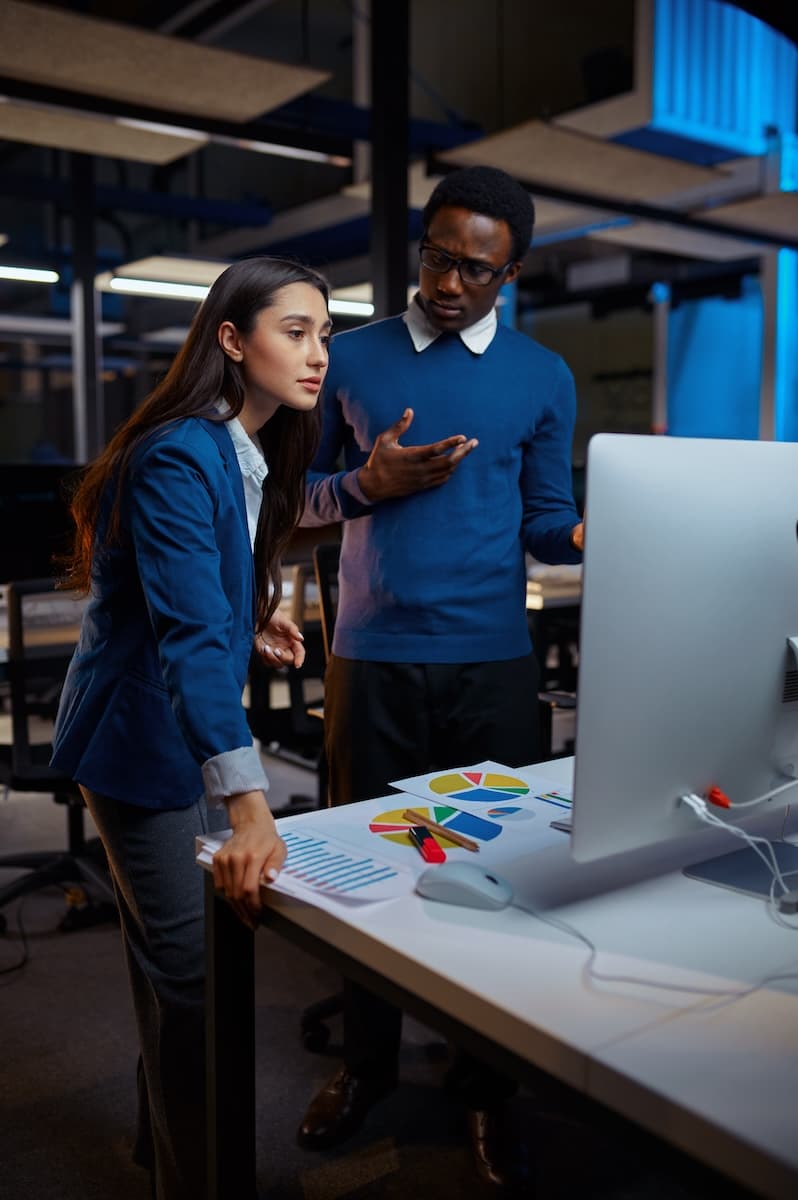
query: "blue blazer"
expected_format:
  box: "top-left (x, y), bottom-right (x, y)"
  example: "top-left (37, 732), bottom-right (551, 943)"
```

top-left (52, 418), bottom-right (257, 809)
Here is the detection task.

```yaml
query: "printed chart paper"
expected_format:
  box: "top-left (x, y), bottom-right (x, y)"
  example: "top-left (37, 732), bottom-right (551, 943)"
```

top-left (196, 763), bottom-right (575, 915)
top-left (390, 760), bottom-right (573, 813)
top-left (274, 789), bottom-right (569, 874)
top-left (196, 825), bottom-right (415, 910)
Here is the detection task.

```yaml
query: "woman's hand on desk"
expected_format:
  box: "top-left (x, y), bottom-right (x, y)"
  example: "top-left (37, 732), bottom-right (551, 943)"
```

top-left (255, 611), bottom-right (305, 668)
top-left (213, 790), bottom-right (286, 928)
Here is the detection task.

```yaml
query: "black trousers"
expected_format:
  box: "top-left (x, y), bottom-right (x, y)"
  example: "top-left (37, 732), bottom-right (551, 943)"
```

top-left (323, 654), bottom-right (540, 1104)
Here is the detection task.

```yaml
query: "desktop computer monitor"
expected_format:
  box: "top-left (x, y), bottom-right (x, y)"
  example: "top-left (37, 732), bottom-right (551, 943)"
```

top-left (571, 433), bottom-right (798, 894)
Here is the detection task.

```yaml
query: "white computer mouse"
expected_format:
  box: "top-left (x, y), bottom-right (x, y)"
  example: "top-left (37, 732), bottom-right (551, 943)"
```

top-left (415, 861), bottom-right (513, 911)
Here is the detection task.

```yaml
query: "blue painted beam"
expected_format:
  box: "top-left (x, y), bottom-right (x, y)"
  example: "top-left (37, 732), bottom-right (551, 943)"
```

top-left (0, 173), bottom-right (273, 226)
top-left (270, 95), bottom-right (483, 153)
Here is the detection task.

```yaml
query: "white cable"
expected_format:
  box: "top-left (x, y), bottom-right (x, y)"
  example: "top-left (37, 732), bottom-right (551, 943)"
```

top-left (724, 777), bottom-right (798, 810)
top-left (507, 796), bottom-right (798, 1001)
top-left (680, 792), bottom-right (790, 897)
top-left (513, 900), bottom-right (798, 999)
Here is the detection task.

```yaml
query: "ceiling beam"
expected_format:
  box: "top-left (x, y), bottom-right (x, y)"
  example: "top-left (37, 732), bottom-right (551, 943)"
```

top-left (0, 172), bottom-right (273, 227)
top-left (0, 75), bottom-right (352, 164)
top-left (161, 0), bottom-right (281, 44)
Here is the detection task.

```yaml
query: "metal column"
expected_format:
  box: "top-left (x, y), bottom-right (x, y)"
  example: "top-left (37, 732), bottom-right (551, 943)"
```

top-left (649, 282), bottom-right (671, 435)
top-left (370, 0), bottom-right (409, 319)
top-left (70, 153), bottom-right (103, 461)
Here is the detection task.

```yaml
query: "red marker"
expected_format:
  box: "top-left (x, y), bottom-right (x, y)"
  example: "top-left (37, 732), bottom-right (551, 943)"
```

top-left (408, 825), bottom-right (446, 863)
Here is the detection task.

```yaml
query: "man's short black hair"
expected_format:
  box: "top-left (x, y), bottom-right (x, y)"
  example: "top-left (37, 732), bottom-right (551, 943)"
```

top-left (422, 166), bottom-right (535, 262)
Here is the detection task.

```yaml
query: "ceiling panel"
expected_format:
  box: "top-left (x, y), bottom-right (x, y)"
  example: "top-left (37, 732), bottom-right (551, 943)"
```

top-left (702, 193), bottom-right (798, 245)
top-left (0, 101), bottom-right (205, 164)
top-left (0, 0), bottom-right (328, 122)
top-left (345, 163), bottom-right (611, 244)
top-left (344, 162), bottom-right (441, 210)
top-left (439, 120), bottom-right (728, 206)
top-left (587, 220), bottom-right (764, 261)
top-left (532, 197), bottom-right (616, 237)
top-left (113, 256), bottom-right (229, 285)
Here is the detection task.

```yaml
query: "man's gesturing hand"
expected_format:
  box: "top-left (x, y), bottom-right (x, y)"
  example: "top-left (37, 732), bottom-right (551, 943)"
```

top-left (357, 408), bottom-right (478, 502)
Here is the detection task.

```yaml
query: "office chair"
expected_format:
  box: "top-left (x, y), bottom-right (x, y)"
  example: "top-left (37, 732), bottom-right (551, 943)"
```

top-left (0, 579), bottom-right (114, 934)
top-left (529, 607), bottom-right (579, 759)
top-left (299, 540), bottom-right (343, 1051)
top-left (246, 561), bottom-right (328, 816)
top-left (312, 542), bottom-right (340, 667)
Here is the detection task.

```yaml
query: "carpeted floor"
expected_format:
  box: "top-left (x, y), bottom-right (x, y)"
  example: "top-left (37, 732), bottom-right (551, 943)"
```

top-left (0, 756), bottom-right (759, 1200)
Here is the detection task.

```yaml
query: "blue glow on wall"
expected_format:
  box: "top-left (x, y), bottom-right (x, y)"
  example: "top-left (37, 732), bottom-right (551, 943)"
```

top-left (780, 132), bottom-right (798, 194)
top-left (667, 278), bottom-right (762, 439)
top-left (650, 0), bottom-right (797, 156)
top-left (497, 280), bottom-right (517, 328)
top-left (774, 251), bottom-right (798, 442)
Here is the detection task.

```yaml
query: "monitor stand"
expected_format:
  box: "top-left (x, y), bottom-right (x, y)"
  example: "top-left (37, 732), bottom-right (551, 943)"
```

top-left (684, 841), bottom-right (798, 900)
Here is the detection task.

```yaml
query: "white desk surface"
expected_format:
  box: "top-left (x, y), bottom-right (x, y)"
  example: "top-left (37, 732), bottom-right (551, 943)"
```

top-left (263, 757), bottom-right (798, 1199)
top-left (525, 578), bottom-right (581, 611)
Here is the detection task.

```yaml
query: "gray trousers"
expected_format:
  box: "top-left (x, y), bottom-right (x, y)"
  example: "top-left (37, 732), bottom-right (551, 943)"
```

top-left (82, 787), bottom-right (228, 1200)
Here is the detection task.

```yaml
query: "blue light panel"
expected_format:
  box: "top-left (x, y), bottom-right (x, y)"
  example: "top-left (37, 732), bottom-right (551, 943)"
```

top-left (667, 277), bottom-right (763, 439)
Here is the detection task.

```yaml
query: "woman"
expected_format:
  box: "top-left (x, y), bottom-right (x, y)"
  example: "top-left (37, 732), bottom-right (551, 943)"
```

top-left (51, 257), bottom-right (331, 1199)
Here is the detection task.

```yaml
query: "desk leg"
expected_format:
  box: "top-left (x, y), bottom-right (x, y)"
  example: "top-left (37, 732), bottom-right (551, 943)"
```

top-left (205, 874), bottom-right (256, 1200)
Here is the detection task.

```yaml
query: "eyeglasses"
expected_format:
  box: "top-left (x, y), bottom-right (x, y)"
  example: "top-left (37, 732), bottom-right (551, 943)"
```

top-left (419, 243), bottom-right (513, 287)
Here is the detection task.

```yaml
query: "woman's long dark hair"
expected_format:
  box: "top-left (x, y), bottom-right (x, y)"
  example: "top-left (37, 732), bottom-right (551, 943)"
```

top-left (63, 256), bottom-right (328, 629)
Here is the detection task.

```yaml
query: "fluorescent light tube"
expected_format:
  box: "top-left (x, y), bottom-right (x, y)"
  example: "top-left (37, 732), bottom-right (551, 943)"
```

top-left (328, 298), bottom-right (374, 317)
top-left (100, 274), bottom-right (376, 315)
top-left (116, 118), bottom-right (350, 167)
top-left (107, 276), bottom-right (209, 301)
top-left (0, 265), bottom-right (59, 283)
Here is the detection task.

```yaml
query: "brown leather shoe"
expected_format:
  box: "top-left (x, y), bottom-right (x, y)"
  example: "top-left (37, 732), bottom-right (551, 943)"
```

top-left (297, 1068), bottom-right (396, 1150)
top-left (466, 1107), bottom-right (514, 1188)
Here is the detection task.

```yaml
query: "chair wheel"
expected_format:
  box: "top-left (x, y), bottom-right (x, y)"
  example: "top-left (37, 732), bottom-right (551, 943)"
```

top-left (58, 901), bottom-right (117, 933)
top-left (301, 1022), bottom-right (331, 1052)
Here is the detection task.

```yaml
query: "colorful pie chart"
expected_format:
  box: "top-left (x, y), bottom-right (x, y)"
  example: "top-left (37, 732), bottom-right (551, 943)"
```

top-left (485, 806), bottom-right (535, 822)
top-left (428, 770), bottom-right (530, 804)
top-left (369, 804), bottom-right (503, 850)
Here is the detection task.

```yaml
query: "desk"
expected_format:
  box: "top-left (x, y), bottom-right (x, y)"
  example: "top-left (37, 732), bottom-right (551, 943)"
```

top-left (525, 577), bottom-right (581, 613)
top-left (0, 585), bottom-right (83, 681)
top-left (0, 577), bottom-right (306, 671)
top-left (201, 757), bottom-right (798, 1200)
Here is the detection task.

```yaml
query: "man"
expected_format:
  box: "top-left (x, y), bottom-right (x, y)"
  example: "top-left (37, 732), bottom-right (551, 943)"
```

top-left (299, 166), bottom-right (584, 1185)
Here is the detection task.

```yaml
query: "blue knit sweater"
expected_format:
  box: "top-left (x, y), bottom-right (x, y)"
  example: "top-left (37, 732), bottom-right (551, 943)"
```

top-left (304, 315), bottom-right (581, 663)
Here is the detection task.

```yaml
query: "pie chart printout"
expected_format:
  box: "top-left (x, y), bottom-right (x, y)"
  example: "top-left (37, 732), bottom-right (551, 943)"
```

top-left (368, 771), bottom-right (558, 854)
top-left (428, 770), bottom-right (531, 804)
top-left (368, 805), bottom-right (503, 850)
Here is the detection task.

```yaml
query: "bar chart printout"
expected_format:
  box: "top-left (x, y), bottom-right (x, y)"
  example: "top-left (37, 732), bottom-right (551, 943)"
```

top-left (279, 827), bottom-right (412, 902)
top-left (196, 828), bottom-right (414, 906)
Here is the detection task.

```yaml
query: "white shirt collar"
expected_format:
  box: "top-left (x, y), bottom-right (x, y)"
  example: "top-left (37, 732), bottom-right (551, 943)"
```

top-left (215, 401), bottom-right (268, 551)
top-left (402, 293), bottom-right (498, 355)
top-left (215, 400), bottom-right (268, 488)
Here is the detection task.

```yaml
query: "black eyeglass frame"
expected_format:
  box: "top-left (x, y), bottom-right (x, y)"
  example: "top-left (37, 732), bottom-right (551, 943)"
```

top-left (418, 242), bottom-right (515, 287)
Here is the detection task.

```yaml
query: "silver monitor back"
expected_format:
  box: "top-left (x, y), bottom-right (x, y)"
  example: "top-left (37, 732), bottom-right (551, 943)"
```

top-left (571, 433), bottom-right (798, 864)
